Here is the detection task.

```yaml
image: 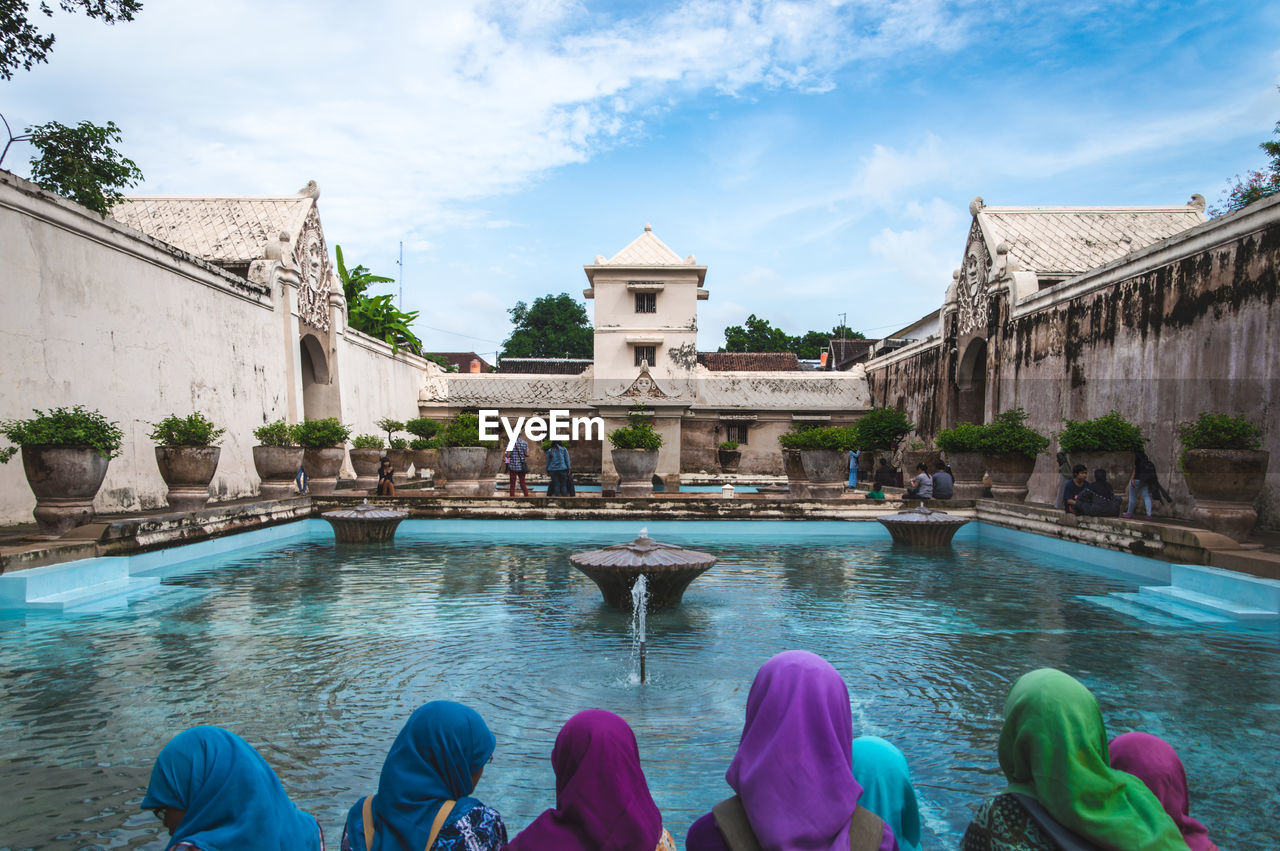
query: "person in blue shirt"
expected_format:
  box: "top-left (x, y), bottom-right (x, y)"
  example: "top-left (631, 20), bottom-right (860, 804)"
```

top-left (545, 440), bottom-right (572, 496)
top-left (848, 449), bottom-right (861, 489)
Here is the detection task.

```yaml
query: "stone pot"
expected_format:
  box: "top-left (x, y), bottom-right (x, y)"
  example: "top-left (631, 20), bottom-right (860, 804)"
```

top-left (302, 446), bottom-right (346, 495)
top-left (386, 448), bottom-right (413, 482)
top-left (902, 449), bottom-right (943, 479)
top-left (411, 447), bottom-right (439, 481)
top-left (782, 449), bottom-right (811, 498)
top-left (437, 446), bottom-right (490, 495)
top-left (718, 448), bottom-right (742, 474)
top-left (1070, 451), bottom-right (1134, 496)
top-left (155, 446), bottom-right (221, 511)
top-left (946, 451), bottom-right (986, 500)
top-left (613, 449), bottom-right (660, 496)
top-left (253, 445), bottom-right (304, 499)
top-left (799, 449), bottom-right (848, 499)
top-left (982, 453), bottom-right (1037, 503)
top-left (20, 445), bottom-right (111, 538)
top-left (1183, 448), bottom-right (1270, 541)
top-left (349, 448), bottom-right (384, 491)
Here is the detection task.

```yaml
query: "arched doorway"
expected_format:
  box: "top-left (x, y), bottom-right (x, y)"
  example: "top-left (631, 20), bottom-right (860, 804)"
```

top-left (300, 333), bottom-right (339, 420)
top-left (956, 337), bottom-right (988, 425)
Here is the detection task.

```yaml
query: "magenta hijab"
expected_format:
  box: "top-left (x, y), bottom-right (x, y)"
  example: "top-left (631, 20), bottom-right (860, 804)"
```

top-left (1109, 732), bottom-right (1218, 851)
top-left (507, 709), bottom-right (663, 851)
top-left (726, 650), bottom-right (874, 851)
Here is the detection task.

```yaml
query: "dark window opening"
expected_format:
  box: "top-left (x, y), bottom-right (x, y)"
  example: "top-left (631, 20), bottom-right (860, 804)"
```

top-left (635, 292), bottom-right (657, 313)
top-left (724, 423), bottom-right (749, 445)
top-left (635, 346), bottom-right (656, 367)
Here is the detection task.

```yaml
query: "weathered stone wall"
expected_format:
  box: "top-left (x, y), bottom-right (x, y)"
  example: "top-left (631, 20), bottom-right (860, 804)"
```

top-left (339, 330), bottom-right (432, 450)
top-left (866, 341), bottom-right (945, 440)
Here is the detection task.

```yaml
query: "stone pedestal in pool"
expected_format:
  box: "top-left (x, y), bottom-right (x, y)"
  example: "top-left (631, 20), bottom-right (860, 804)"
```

top-left (321, 501), bottom-right (410, 543)
top-left (570, 531), bottom-right (716, 611)
top-left (877, 504), bottom-right (970, 547)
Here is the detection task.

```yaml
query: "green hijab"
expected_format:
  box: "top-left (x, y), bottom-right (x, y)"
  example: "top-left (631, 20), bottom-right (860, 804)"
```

top-left (998, 669), bottom-right (1186, 851)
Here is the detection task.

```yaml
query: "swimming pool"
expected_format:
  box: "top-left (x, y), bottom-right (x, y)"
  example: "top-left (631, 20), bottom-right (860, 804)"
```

top-left (1, 519), bottom-right (1276, 849)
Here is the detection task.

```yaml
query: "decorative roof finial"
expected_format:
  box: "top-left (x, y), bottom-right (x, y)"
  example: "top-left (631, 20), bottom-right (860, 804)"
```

top-left (969, 196), bottom-right (985, 217)
top-left (298, 180), bottom-right (320, 199)
top-left (644, 223), bottom-right (652, 232)
top-left (1188, 193), bottom-right (1206, 211)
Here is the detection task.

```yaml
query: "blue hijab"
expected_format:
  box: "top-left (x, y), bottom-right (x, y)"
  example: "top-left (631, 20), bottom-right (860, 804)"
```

top-left (345, 701), bottom-right (497, 851)
top-left (140, 726), bottom-right (319, 851)
top-left (850, 736), bottom-right (922, 851)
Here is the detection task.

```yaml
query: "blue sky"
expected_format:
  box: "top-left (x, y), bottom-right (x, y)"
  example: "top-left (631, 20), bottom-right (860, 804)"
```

top-left (4, 0), bottom-right (1278, 357)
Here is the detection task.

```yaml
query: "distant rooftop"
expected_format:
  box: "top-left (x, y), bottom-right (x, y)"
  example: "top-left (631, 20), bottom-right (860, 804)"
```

top-left (426, 352), bottom-right (492, 373)
top-left (497, 357), bottom-right (593, 375)
top-left (698, 352), bottom-right (802, 372)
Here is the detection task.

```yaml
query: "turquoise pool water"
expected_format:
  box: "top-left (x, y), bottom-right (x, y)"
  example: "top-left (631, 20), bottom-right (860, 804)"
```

top-left (2, 519), bottom-right (1277, 849)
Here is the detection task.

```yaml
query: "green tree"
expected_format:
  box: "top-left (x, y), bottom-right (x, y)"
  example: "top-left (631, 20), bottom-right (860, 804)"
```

top-left (499, 293), bottom-right (593, 361)
top-left (1214, 97), bottom-right (1280, 215)
top-left (722, 314), bottom-right (793, 352)
top-left (0, 0), bottom-right (141, 80)
top-left (334, 245), bottom-right (422, 354)
top-left (21, 120), bottom-right (142, 216)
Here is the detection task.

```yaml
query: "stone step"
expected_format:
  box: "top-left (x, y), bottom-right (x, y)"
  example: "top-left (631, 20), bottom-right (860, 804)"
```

top-left (1138, 584), bottom-right (1278, 622)
top-left (1170, 564), bottom-right (1280, 612)
top-left (0, 558), bottom-right (129, 608)
top-left (26, 575), bottom-right (161, 612)
top-left (1077, 593), bottom-right (1191, 627)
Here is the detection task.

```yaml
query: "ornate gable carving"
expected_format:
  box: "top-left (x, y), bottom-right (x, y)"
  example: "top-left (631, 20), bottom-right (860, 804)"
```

top-left (292, 207), bottom-right (332, 331)
top-left (610, 362), bottom-right (678, 399)
top-left (956, 218), bottom-right (992, 336)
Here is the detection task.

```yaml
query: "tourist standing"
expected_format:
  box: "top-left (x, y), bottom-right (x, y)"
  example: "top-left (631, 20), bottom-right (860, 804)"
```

top-left (506, 435), bottom-right (530, 497)
top-left (507, 710), bottom-right (677, 851)
top-left (1109, 732), bottom-right (1220, 851)
top-left (848, 448), bottom-right (861, 489)
top-left (850, 736), bottom-right (922, 851)
top-left (930, 462), bottom-right (954, 499)
top-left (545, 440), bottom-right (572, 497)
top-left (1053, 451), bottom-right (1072, 509)
top-left (1123, 449), bottom-right (1170, 519)
top-left (142, 726), bottom-right (323, 851)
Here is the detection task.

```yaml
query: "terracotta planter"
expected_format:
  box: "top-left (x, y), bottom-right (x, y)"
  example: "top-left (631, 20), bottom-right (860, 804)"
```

top-left (20, 445), bottom-right (111, 538)
top-left (946, 451), bottom-right (986, 499)
top-left (718, 449), bottom-right (742, 474)
top-left (982, 453), bottom-right (1037, 503)
top-left (411, 447), bottom-right (439, 481)
top-left (799, 449), bottom-right (848, 498)
top-left (782, 449), bottom-right (811, 498)
top-left (902, 450), bottom-right (942, 478)
top-left (1183, 449), bottom-right (1270, 541)
top-left (155, 446), bottom-right (221, 511)
top-left (437, 446), bottom-right (490, 495)
top-left (253, 445), bottom-right (304, 499)
top-left (349, 448), bottom-right (383, 491)
top-left (1070, 451), bottom-right (1134, 495)
top-left (302, 447), bottom-right (346, 495)
top-left (613, 449), bottom-right (659, 496)
top-left (386, 448), bottom-right (413, 482)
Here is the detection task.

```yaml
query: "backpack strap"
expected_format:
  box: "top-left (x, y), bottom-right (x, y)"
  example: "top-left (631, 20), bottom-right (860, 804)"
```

top-left (362, 795), bottom-right (376, 851)
top-left (712, 796), bottom-right (888, 851)
top-left (360, 797), bottom-right (456, 851)
top-left (425, 800), bottom-right (456, 851)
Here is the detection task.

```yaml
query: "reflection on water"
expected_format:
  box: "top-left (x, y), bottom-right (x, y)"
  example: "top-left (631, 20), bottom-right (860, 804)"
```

top-left (1, 520), bottom-right (1278, 850)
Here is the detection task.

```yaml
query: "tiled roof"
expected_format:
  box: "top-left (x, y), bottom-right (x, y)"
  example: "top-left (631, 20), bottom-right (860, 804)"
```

top-left (426, 352), bottom-right (492, 373)
top-left (698, 352), bottom-right (802, 372)
top-left (497, 357), bottom-right (593, 375)
top-left (978, 205), bottom-right (1205, 276)
top-left (603, 224), bottom-right (687, 266)
top-left (828, 338), bottom-right (875, 369)
top-left (112, 188), bottom-right (316, 264)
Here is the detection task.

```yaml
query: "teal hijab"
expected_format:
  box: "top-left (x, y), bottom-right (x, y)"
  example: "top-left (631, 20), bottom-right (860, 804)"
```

top-left (346, 701), bottom-right (497, 851)
top-left (141, 726), bottom-right (319, 851)
top-left (850, 736), bottom-right (921, 851)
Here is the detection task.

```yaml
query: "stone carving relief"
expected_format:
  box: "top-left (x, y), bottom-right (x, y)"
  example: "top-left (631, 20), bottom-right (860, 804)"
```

top-left (293, 208), bottom-right (332, 332)
top-left (611, 362), bottom-right (678, 399)
top-left (956, 218), bottom-right (992, 336)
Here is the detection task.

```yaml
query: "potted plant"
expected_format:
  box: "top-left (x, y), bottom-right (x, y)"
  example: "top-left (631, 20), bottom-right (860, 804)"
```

top-left (790, 426), bottom-right (859, 499)
top-left (718, 440), bottom-right (741, 474)
top-left (978, 408), bottom-right (1049, 503)
top-left (437, 412), bottom-right (497, 496)
top-left (377, 417), bottom-right (413, 481)
top-left (1058, 411), bottom-right (1145, 491)
top-left (149, 413), bottom-right (226, 511)
top-left (253, 419), bottom-right (302, 499)
top-left (0, 406), bottom-right (123, 537)
top-left (349, 434), bottom-right (385, 491)
top-left (778, 425), bottom-right (817, 498)
top-left (856, 407), bottom-right (915, 478)
top-left (608, 405), bottom-right (663, 496)
top-left (901, 439), bottom-right (942, 480)
top-left (405, 417), bottom-right (442, 481)
top-left (936, 422), bottom-right (986, 499)
top-left (1178, 412), bottom-right (1268, 541)
top-left (294, 417), bottom-right (352, 495)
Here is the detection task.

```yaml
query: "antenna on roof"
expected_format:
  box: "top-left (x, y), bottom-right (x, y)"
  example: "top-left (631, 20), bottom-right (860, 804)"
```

top-left (397, 241), bottom-right (403, 308)
top-left (838, 312), bottom-right (846, 334)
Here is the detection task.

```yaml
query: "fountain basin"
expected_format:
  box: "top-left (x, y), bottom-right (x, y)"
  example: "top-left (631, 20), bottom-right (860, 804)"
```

top-left (570, 532), bottom-right (716, 611)
top-left (321, 502), bottom-right (410, 543)
top-left (877, 504), bottom-right (970, 547)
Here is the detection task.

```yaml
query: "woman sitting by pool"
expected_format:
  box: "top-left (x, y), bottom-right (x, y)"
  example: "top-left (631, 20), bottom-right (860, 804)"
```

top-left (142, 725), bottom-right (322, 850)
top-left (342, 701), bottom-right (505, 851)
top-left (961, 668), bottom-right (1186, 851)
top-left (1109, 731), bottom-right (1220, 851)
top-left (507, 709), bottom-right (677, 851)
top-left (850, 736), bottom-right (922, 851)
top-left (685, 649), bottom-right (898, 851)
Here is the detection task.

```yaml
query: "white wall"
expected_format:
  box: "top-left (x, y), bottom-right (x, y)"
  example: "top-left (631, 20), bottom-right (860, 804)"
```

top-left (339, 329), bottom-right (433, 441)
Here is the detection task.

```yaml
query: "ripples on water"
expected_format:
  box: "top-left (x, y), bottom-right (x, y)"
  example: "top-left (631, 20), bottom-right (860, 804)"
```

top-left (1, 519), bottom-right (1277, 849)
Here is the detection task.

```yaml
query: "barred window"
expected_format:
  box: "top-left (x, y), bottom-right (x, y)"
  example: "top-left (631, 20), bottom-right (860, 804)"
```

top-left (635, 292), bottom-right (657, 313)
top-left (635, 346), bottom-right (656, 367)
top-left (724, 423), bottom-right (749, 444)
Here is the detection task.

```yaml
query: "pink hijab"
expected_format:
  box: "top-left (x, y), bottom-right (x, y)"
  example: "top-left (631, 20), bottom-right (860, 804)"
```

top-left (1109, 732), bottom-right (1218, 851)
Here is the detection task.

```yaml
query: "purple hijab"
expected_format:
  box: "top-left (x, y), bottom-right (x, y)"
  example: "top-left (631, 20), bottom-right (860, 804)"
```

top-left (1109, 732), bottom-right (1218, 851)
top-left (726, 650), bottom-right (894, 851)
top-left (507, 709), bottom-right (663, 851)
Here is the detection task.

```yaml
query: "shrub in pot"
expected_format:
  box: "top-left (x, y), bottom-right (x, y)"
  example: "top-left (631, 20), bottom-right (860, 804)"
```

top-left (1178, 412), bottom-right (1268, 541)
top-left (253, 419), bottom-right (303, 499)
top-left (1058, 411), bottom-right (1145, 492)
top-left (718, 440), bottom-right (741, 474)
top-left (294, 417), bottom-right (352, 495)
top-left (377, 417), bottom-right (413, 481)
top-left (149, 413), bottom-right (226, 512)
top-left (854, 407), bottom-right (914, 487)
top-left (0, 406), bottom-right (123, 537)
top-left (405, 418), bottom-right (442, 480)
top-left (936, 422), bottom-right (986, 499)
top-left (792, 426), bottom-right (860, 498)
top-left (778, 426), bottom-right (817, 498)
top-left (608, 406), bottom-right (663, 496)
top-left (901, 439), bottom-right (942, 482)
top-left (437, 412), bottom-right (497, 496)
top-left (978, 409), bottom-right (1049, 503)
top-left (350, 434), bottom-right (385, 490)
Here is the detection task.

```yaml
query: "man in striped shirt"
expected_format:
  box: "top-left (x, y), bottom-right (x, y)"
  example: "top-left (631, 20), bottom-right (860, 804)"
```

top-left (507, 435), bottom-right (530, 496)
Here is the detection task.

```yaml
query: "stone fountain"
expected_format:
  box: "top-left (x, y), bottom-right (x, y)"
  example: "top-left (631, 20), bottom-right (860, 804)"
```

top-left (570, 529), bottom-right (716, 611)
top-left (320, 500), bottom-right (410, 543)
top-left (877, 504), bottom-right (970, 547)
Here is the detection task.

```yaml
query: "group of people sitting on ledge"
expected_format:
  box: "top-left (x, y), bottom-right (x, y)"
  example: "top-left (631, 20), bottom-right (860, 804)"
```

top-left (140, 651), bottom-right (1217, 851)
top-left (1057, 450), bottom-right (1174, 519)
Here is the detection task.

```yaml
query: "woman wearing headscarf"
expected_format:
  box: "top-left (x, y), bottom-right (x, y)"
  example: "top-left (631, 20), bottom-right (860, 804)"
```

top-left (850, 736), bottom-right (921, 851)
top-left (961, 669), bottom-right (1186, 851)
top-left (342, 701), bottom-right (505, 851)
top-left (506, 709), bottom-right (676, 851)
top-left (1109, 731), bottom-right (1219, 851)
top-left (141, 725), bottom-right (322, 851)
top-left (685, 650), bottom-right (898, 851)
